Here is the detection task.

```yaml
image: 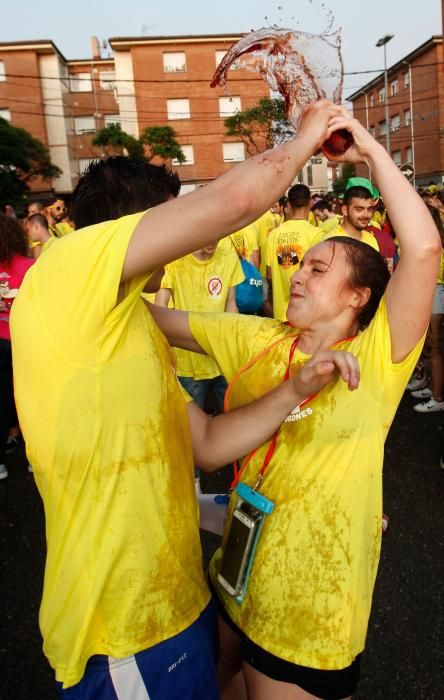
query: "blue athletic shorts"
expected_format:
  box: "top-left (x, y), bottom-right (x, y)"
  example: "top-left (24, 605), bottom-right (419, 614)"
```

top-left (56, 601), bottom-right (220, 700)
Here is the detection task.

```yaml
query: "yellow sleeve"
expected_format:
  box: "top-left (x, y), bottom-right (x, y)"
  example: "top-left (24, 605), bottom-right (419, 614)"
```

top-left (265, 230), bottom-right (277, 267)
top-left (30, 212), bottom-right (149, 364)
top-left (161, 264), bottom-right (174, 289)
top-left (188, 312), bottom-right (279, 382)
top-left (226, 252), bottom-right (245, 287)
top-left (244, 223), bottom-right (259, 255)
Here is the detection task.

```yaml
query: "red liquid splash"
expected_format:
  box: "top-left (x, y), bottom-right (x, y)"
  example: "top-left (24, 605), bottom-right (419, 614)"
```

top-left (211, 26), bottom-right (351, 157)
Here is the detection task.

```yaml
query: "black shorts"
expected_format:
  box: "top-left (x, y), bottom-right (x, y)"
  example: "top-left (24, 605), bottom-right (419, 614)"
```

top-left (210, 579), bottom-right (361, 700)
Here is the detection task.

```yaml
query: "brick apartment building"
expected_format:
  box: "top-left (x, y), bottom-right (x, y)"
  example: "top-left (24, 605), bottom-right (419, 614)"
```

top-left (0, 33), bottom-right (330, 205)
top-left (348, 36), bottom-right (444, 188)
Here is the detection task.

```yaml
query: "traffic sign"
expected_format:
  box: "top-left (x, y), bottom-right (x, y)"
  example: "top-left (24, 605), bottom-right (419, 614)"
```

top-left (400, 163), bottom-right (415, 182)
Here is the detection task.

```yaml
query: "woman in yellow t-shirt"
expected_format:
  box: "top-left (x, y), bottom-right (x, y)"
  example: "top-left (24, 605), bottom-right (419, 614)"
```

top-left (150, 112), bottom-right (441, 700)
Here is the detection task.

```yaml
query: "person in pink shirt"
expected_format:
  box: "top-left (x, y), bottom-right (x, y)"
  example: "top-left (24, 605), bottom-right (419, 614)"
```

top-left (0, 214), bottom-right (33, 478)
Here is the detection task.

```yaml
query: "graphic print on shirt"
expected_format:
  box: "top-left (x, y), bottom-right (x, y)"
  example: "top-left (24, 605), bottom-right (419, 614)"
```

top-left (208, 276), bottom-right (223, 298)
top-left (275, 233), bottom-right (304, 269)
top-left (285, 405), bottom-right (313, 423)
top-left (0, 273), bottom-right (18, 323)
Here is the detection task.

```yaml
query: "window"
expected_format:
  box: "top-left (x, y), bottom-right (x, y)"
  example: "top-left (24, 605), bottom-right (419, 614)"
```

top-left (172, 145), bottom-right (194, 166)
top-left (104, 114), bottom-right (121, 127)
top-left (403, 71), bottom-right (410, 88)
top-left (307, 164), bottom-right (313, 187)
top-left (74, 116), bottom-right (96, 134)
top-left (167, 98), bottom-right (190, 120)
top-left (223, 142), bottom-right (245, 162)
top-left (391, 114), bottom-right (400, 132)
top-left (215, 50), bottom-right (240, 69)
top-left (406, 146), bottom-right (413, 163)
top-left (379, 120), bottom-right (387, 136)
top-left (78, 158), bottom-right (96, 173)
top-left (378, 87), bottom-right (385, 103)
top-left (0, 60), bottom-right (5, 82)
top-left (163, 52), bottom-right (186, 73)
top-left (369, 94), bottom-right (374, 108)
top-left (368, 125), bottom-right (375, 137)
top-left (70, 72), bottom-right (92, 92)
top-left (99, 71), bottom-right (116, 90)
top-left (0, 108), bottom-right (11, 121)
top-left (390, 80), bottom-right (398, 96)
top-left (179, 184), bottom-right (197, 196)
top-left (404, 109), bottom-right (411, 127)
top-left (392, 150), bottom-right (401, 165)
top-left (219, 96), bottom-right (241, 117)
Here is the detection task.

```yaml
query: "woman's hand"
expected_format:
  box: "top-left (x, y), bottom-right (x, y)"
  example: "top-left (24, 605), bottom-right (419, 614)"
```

top-left (290, 349), bottom-right (360, 399)
top-left (323, 106), bottom-right (384, 166)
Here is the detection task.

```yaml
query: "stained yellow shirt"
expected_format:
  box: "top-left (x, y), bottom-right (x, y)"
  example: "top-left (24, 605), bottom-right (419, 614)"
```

top-left (219, 223), bottom-right (259, 262)
top-left (10, 213), bottom-right (209, 688)
top-left (319, 224), bottom-right (379, 251)
top-left (189, 300), bottom-right (424, 670)
top-left (265, 219), bottom-right (319, 321)
top-left (161, 247), bottom-right (244, 379)
top-left (438, 249), bottom-right (444, 285)
top-left (254, 210), bottom-right (282, 276)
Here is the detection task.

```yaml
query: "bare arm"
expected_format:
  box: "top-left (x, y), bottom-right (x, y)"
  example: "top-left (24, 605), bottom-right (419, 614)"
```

top-left (121, 101), bottom-right (343, 282)
top-left (225, 287), bottom-right (238, 313)
top-left (154, 288), bottom-right (172, 307)
top-left (188, 349), bottom-right (360, 471)
top-left (146, 301), bottom-right (203, 353)
top-left (326, 110), bottom-right (441, 362)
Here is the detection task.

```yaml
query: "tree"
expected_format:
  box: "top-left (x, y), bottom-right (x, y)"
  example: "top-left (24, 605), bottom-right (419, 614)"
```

top-left (0, 117), bottom-right (62, 210)
top-left (332, 162), bottom-right (356, 194)
top-left (92, 123), bottom-right (144, 159)
top-left (93, 123), bottom-right (185, 164)
top-left (224, 97), bottom-right (294, 156)
top-left (139, 126), bottom-right (185, 164)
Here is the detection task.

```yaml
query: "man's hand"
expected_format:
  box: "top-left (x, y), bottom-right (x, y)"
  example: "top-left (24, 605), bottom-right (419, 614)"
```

top-left (297, 99), bottom-right (344, 153)
top-left (290, 349), bottom-right (360, 399)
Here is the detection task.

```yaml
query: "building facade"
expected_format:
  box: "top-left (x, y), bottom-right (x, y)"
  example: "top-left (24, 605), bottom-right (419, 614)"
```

top-left (348, 36), bottom-right (444, 188)
top-left (0, 33), bottom-right (331, 204)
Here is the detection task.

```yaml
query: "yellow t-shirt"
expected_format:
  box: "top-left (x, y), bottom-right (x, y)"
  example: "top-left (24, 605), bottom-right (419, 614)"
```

top-left (319, 215), bottom-right (341, 235)
top-left (50, 222), bottom-right (74, 238)
top-left (189, 300), bottom-right (423, 670)
top-left (161, 247), bottom-right (244, 379)
top-left (254, 210), bottom-right (281, 276)
top-left (10, 213), bottom-right (209, 688)
top-left (265, 219), bottom-right (319, 321)
top-left (438, 249), bottom-right (444, 285)
top-left (219, 223), bottom-right (259, 262)
top-left (319, 224), bottom-right (379, 251)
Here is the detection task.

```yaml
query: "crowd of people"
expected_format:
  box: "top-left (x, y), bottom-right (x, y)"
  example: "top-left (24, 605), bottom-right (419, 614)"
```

top-left (0, 100), bottom-right (443, 699)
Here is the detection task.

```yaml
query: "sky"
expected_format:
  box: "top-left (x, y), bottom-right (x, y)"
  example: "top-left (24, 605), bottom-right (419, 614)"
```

top-left (1, 0), bottom-right (442, 96)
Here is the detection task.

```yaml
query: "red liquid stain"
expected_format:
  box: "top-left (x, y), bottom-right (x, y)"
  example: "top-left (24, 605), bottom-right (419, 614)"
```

top-left (211, 26), bottom-right (351, 156)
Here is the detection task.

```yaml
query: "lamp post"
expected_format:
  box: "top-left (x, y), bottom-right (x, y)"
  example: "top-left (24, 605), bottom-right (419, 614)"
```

top-left (376, 34), bottom-right (394, 154)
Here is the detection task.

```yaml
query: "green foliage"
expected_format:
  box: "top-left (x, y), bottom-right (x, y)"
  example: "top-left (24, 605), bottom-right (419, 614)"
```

top-left (0, 117), bottom-right (62, 209)
top-left (93, 123), bottom-right (144, 159)
top-left (224, 97), bottom-right (294, 155)
top-left (139, 126), bottom-right (185, 163)
top-left (332, 162), bottom-right (356, 194)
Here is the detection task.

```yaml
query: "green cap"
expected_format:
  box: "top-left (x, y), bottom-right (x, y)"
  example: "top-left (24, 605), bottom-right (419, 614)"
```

top-left (345, 177), bottom-right (379, 200)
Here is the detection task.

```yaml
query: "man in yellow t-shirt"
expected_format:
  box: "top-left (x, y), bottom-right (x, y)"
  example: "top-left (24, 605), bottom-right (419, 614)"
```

top-left (311, 198), bottom-right (341, 234)
top-left (319, 181), bottom-right (379, 251)
top-left (266, 184), bottom-right (319, 321)
top-left (45, 198), bottom-right (74, 238)
top-left (219, 222), bottom-right (260, 269)
top-left (27, 213), bottom-right (58, 259)
top-left (155, 242), bottom-right (244, 412)
top-left (9, 100), bottom-right (341, 697)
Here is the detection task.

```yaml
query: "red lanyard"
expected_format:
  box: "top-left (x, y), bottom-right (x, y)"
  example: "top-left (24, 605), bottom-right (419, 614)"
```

top-left (230, 336), bottom-right (317, 491)
top-left (229, 334), bottom-right (355, 492)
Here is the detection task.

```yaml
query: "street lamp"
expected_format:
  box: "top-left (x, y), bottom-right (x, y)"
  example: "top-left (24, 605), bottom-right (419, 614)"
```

top-left (376, 33), bottom-right (394, 154)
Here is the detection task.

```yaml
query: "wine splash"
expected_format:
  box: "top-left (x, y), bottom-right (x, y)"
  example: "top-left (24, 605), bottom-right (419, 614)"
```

top-left (211, 25), bottom-right (352, 157)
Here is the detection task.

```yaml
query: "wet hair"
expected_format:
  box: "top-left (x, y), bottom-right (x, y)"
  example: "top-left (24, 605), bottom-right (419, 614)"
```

top-left (312, 199), bottom-right (332, 212)
top-left (287, 184), bottom-right (311, 209)
top-left (343, 186), bottom-right (373, 206)
top-left (0, 213), bottom-right (30, 262)
top-left (27, 213), bottom-right (49, 230)
top-left (70, 156), bottom-right (181, 229)
top-left (326, 236), bottom-right (390, 330)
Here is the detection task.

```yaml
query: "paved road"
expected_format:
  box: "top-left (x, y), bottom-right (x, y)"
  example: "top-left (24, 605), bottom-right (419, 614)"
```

top-left (1, 395), bottom-right (443, 699)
